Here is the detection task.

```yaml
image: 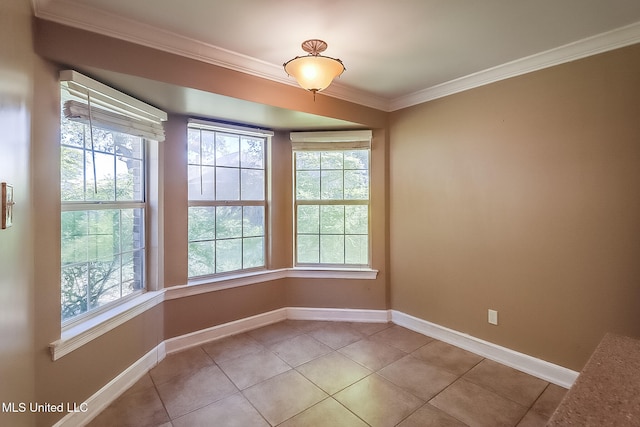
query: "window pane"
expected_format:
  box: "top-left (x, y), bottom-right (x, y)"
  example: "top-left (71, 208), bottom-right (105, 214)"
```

top-left (216, 239), bottom-right (242, 273)
top-left (344, 150), bottom-right (369, 170)
top-left (188, 165), bottom-right (214, 201)
top-left (188, 241), bottom-right (215, 277)
top-left (61, 263), bottom-right (88, 320)
top-left (296, 152), bottom-right (320, 170)
top-left (345, 235), bottom-right (368, 265)
top-left (320, 235), bottom-right (344, 264)
top-left (297, 205), bottom-right (319, 234)
top-left (89, 256), bottom-right (121, 310)
top-left (122, 249), bottom-right (144, 296)
top-left (297, 235), bottom-right (319, 263)
top-left (243, 237), bottom-right (264, 269)
top-left (243, 206), bottom-right (264, 237)
top-left (116, 157), bottom-right (143, 201)
top-left (345, 205), bottom-right (368, 234)
top-left (216, 167), bottom-right (240, 200)
top-left (189, 207), bottom-right (216, 241)
top-left (86, 152), bottom-right (116, 201)
top-left (241, 137), bottom-right (264, 168)
top-left (321, 170), bottom-right (343, 200)
top-left (60, 117), bottom-right (85, 148)
top-left (216, 206), bottom-right (242, 239)
top-left (119, 208), bottom-right (144, 252)
top-left (321, 151), bottom-right (343, 169)
top-left (296, 171), bottom-right (320, 200)
top-left (88, 210), bottom-right (118, 259)
top-left (201, 130), bottom-right (216, 165)
top-left (116, 134), bottom-right (143, 160)
top-left (241, 169), bottom-right (264, 200)
top-left (216, 133), bottom-right (240, 167)
top-left (61, 146), bottom-right (85, 201)
top-left (188, 128), bottom-right (201, 164)
top-left (344, 170), bottom-right (369, 200)
top-left (61, 211), bottom-right (88, 264)
top-left (320, 205), bottom-right (344, 234)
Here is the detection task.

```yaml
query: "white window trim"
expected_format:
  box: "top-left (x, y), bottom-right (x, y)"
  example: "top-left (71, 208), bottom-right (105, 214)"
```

top-left (292, 130), bottom-right (373, 267)
top-left (49, 267), bottom-right (377, 360)
top-left (58, 70), bottom-right (166, 339)
top-left (187, 119), bottom-right (273, 278)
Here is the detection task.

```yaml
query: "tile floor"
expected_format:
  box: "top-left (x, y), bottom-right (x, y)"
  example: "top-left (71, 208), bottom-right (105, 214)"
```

top-left (87, 320), bottom-right (567, 427)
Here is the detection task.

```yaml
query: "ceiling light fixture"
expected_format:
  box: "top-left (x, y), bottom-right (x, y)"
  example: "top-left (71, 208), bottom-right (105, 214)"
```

top-left (283, 39), bottom-right (345, 99)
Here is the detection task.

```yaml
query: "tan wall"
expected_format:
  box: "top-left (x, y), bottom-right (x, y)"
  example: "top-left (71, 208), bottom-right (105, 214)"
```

top-left (389, 43), bottom-right (640, 371)
top-left (0, 2), bottom-right (37, 426)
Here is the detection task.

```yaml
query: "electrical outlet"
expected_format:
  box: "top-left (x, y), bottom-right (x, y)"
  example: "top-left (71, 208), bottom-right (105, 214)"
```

top-left (488, 309), bottom-right (498, 325)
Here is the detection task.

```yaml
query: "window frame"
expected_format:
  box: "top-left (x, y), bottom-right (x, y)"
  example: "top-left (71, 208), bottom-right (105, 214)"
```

top-left (187, 119), bottom-right (273, 279)
top-left (59, 70), bottom-right (166, 329)
top-left (291, 130), bottom-right (373, 268)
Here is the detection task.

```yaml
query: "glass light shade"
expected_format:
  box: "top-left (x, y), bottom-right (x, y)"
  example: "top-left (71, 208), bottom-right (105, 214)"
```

top-left (284, 55), bottom-right (345, 92)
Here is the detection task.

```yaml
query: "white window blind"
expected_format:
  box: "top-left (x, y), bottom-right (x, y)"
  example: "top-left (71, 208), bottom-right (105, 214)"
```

top-left (290, 130), bottom-right (372, 151)
top-left (60, 70), bottom-right (167, 142)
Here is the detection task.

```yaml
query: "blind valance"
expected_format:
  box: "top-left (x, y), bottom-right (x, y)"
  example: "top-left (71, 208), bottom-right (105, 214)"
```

top-left (60, 70), bottom-right (167, 142)
top-left (290, 130), bottom-right (372, 151)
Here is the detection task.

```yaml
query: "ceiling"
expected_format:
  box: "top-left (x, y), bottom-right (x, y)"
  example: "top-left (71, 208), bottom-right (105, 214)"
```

top-left (33, 0), bottom-right (640, 121)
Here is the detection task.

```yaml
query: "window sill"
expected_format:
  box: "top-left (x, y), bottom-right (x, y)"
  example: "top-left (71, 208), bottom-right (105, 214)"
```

top-left (49, 291), bottom-right (164, 361)
top-left (169, 267), bottom-right (379, 299)
top-left (50, 267), bottom-right (379, 360)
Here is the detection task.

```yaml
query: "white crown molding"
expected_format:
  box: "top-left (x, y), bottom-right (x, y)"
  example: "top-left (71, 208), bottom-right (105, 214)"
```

top-left (33, 0), bottom-right (640, 112)
top-left (31, 0), bottom-right (390, 111)
top-left (389, 20), bottom-right (640, 111)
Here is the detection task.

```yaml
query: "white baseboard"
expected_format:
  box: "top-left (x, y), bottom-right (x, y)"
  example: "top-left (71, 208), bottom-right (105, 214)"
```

top-left (164, 308), bottom-right (288, 355)
top-left (54, 344), bottom-right (164, 427)
top-left (287, 307), bottom-right (390, 323)
top-left (58, 307), bottom-right (578, 426)
top-left (390, 310), bottom-right (578, 388)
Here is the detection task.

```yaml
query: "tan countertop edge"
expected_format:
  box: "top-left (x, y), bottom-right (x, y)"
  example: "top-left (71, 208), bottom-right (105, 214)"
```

top-left (547, 333), bottom-right (640, 426)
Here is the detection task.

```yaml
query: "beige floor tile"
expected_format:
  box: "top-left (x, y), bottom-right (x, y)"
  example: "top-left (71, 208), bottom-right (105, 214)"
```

top-left (338, 338), bottom-right (407, 371)
top-left (396, 403), bottom-right (468, 427)
top-left (283, 319), bottom-right (327, 333)
top-left (121, 373), bottom-right (155, 397)
top-left (429, 378), bottom-right (528, 427)
top-left (334, 374), bottom-right (424, 427)
top-left (149, 347), bottom-right (214, 385)
top-left (297, 352), bottom-right (372, 395)
top-left (516, 409), bottom-right (548, 427)
top-left (307, 322), bottom-right (364, 349)
top-left (378, 355), bottom-right (459, 401)
top-left (247, 321), bottom-right (303, 345)
top-left (87, 384), bottom-right (169, 427)
top-left (201, 333), bottom-right (264, 363)
top-left (348, 321), bottom-right (393, 336)
top-left (243, 370), bottom-right (327, 425)
top-left (412, 340), bottom-right (483, 375)
top-left (156, 365), bottom-right (237, 419)
top-left (269, 334), bottom-right (333, 367)
top-left (371, 325), bottom-right (433, 352)
top-left (278, 397), bottom-right (368, 427)
top-left (216, 348), bottom-right (291, 389)
top-left (171, 393), bottom-right (269, 427)
top-left (530, 383), bottom-right (567, 417)
top-left (463, 359), bottom-right (548, 406)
